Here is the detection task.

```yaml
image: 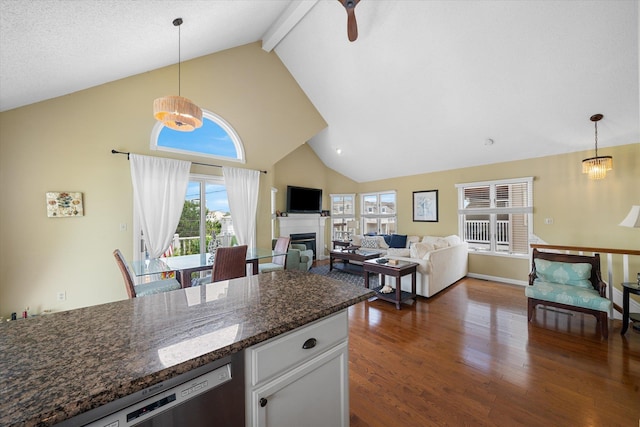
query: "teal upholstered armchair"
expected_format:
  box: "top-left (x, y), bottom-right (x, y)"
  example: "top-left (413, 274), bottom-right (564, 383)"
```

top-left (270, 239), bottom-right (313, 272)
top-left (287, 243), bottom-right (314, 271)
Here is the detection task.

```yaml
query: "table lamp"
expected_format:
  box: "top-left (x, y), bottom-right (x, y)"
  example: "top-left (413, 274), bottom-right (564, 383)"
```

top-left (619, 205), bottom-right (640, 331)
top-left (619, 205), bottom-right (640, 283)
top-left (619, 205), bottom-right (640, 228)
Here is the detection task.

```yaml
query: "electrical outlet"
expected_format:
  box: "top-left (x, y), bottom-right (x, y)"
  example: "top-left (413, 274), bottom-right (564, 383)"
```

top-left (544, 218), bottom-right (554, 225)
top-left (57, 291), bottom-right (66, 301)
top-left (119, 223), bottom-right (127, 231)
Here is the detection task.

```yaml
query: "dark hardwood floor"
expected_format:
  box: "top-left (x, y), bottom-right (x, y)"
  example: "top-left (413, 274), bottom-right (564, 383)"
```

top-left (347, 277), bottom-right (640, 427)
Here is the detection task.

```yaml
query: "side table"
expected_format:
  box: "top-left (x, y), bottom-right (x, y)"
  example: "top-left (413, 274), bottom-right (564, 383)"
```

top-left (621, 282), bottom-right (640, 335)
top-left (363, 258), bottom-right (417, 310)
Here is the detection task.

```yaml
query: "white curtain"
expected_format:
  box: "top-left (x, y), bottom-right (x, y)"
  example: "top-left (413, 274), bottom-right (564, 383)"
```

top-left (223, 166), bottom-right (260, 248)
top-left (130, 154), bottom-right (191, 258)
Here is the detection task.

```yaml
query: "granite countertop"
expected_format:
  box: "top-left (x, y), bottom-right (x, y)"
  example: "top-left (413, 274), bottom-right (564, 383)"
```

top-left (0, 270), bottom-right (373, 427)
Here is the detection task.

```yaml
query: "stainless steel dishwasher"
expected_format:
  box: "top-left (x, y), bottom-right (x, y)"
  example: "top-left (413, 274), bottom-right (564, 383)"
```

top-left (57, 352), bottom-right (244, 427)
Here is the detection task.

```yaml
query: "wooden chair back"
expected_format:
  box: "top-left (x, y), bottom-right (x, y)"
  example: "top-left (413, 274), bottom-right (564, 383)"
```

top-left (212, 245), bottom-right (248, 282)
top-left (113, 249), bottom-right (137, 298)
top-left (529, 248), bottom-right (605, 295)
top-left (271, 237), bottom-right (291, 268)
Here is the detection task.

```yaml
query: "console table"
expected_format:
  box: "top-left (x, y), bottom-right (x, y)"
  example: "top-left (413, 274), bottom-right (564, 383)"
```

top-left (363, 259), bottom-right (418, 310)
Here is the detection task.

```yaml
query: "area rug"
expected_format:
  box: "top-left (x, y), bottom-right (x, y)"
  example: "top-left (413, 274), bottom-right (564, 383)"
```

top-left (309, 264), bottom-right (378, 288)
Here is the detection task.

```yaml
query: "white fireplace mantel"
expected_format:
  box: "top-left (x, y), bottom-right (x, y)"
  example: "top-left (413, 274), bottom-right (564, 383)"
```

top-left (277, 214), bottom-right (329, 260)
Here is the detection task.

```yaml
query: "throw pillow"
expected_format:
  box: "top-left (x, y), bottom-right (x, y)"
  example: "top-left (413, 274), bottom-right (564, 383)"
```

top-left (422, 236), bottom-right (439, 244)
top-left (443, 235), bottom-right (461, 246)
top-left (351, 235), bottom-right (362, 246)
top-left (410, 242), bottom-right (434, 259)
top-left (376, 236), bottom-right (389, 249)
top-left (534, 259), bottom-right (593, 288)
top-left (422, 236), bottom-right (448, 249)
top-left (409, 244), bottom-right (418, 258)
top-left (389, 234), bottom-right (408, 248)
top-left (433, 239), bottom-right (449, 250)
top-left (407, 235), bottom-right (420, 247)
top-left (361, 237), bottom-right (379, 249)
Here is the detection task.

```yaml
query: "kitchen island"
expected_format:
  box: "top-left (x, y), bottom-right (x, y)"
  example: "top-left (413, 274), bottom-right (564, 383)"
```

top-left (0, 270), bottom-right (373, 426)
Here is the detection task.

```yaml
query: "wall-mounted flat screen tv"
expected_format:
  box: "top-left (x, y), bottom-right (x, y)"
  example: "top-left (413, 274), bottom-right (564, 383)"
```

top-left (286, 186), bottom-right (322, 213)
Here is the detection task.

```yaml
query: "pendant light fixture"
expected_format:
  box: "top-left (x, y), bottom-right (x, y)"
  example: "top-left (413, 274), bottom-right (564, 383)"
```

top-left (582, 114), bottom-right (612, 180)
top-left (153, 18), bottom-right (203, 132)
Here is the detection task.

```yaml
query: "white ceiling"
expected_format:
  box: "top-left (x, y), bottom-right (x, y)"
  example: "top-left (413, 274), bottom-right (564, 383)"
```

top-left (1, 0), bottom-right (638, 182)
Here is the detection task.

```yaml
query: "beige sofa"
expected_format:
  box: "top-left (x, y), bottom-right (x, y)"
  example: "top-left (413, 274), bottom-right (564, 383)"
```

top-left (351, 234), bottom-right (468, 297)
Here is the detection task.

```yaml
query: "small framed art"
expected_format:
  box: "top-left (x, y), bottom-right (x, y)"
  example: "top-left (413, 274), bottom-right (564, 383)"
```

top-left (413, 190), bottom-right (438, 222)
top-left (46, 192), bottom-right (84, 217)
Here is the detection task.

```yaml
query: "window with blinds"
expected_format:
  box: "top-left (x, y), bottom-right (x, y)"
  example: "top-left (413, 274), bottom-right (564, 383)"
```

top-left (455, 177), bottom-right (533, 256)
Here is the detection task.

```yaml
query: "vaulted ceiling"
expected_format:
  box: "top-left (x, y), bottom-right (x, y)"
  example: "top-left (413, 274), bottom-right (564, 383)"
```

top-left (1, 0), bottom-right (638, 182)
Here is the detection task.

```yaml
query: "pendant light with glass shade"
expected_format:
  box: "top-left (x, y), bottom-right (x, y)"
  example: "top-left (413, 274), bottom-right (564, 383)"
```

top-left (153, 18), bottom-right (203, 132)
top-left (582, 114), bottom-right (612, 179)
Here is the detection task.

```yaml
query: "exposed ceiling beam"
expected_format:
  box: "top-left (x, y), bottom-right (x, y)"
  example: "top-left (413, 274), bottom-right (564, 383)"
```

top-left (262, 0), bottom-right (319, 52)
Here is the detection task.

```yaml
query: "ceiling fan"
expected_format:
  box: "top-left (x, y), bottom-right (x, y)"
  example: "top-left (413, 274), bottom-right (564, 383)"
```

top-left (338, 0), bottom-right (361, 42)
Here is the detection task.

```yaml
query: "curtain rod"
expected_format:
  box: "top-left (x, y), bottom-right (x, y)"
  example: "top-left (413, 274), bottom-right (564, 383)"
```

top-left (111, 150), bottom-right (267, 174)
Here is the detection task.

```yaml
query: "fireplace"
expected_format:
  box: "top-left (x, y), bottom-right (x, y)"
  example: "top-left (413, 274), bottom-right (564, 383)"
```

top-left (290, 233), bottom-right (316, 260)
top-left (277, 214), bottom-right (329, 260)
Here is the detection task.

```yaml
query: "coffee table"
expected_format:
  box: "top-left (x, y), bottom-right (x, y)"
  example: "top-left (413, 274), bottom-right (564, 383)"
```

top-left (363, 258), bottom-right (418, 309)
top-left (329, 248), bottom-right (382, 275)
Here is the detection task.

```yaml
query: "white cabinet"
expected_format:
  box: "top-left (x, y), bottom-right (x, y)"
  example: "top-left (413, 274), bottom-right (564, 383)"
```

top-left (245, 310), bottom-right (349, 427)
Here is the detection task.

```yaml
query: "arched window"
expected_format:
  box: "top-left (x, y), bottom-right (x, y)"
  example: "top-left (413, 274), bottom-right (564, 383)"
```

top-left (150, 110), bottom-right (245, 162)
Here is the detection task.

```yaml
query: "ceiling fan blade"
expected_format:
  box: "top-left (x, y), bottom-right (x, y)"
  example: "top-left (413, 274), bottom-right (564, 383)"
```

top-left (338, 0), bottom-right (361, 42)
top-left (347, 8), bottom-right (358, 42)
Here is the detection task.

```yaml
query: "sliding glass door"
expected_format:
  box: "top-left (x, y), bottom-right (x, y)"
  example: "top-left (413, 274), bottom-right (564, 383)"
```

top-left (174, 175), bottom-right (233, 256)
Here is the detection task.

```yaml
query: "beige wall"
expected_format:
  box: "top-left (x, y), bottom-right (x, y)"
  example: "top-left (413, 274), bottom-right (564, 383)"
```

top-left (272, 143), bottom-right (360, 213)
top-left (0, 42), bottom-right (326, 317)
top-left (1, 37), bottom-right (637, 318)
top-left (275, 143), bottom-right (639, 285)
top-left (273, 143), bottom-right (359, 257)
top-left (273, 143), bottom-right (331, 212)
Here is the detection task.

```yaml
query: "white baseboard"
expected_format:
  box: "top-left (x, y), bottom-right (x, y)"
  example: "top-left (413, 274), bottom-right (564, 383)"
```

top-left (466, 273), bottom-right (528, 287)
top-left (466, 273), bottom-right (640, 320)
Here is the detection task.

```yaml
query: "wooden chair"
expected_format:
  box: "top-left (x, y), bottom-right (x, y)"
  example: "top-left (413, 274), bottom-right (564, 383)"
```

top-left (113, 249), bottom-right (181, 298)
top-left (526, 248), bottom-right (611, 338)
top-left (258, 236), bottom-right (290, 273)
top-left (191, 245), bottom-right (248, 286)
top-left (211, 245), bottom-right (248, 282)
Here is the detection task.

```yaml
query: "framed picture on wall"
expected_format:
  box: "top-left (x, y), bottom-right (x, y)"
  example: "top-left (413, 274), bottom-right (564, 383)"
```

top-left (46, 192), bottom-right (84, 217)
top-left (413, 190), bottom-right (438, 222)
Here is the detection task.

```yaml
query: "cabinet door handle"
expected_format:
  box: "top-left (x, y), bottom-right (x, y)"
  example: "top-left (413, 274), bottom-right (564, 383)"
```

top-left (302, 338), bottom-right (317, 349)
top-left (260, 398), bottom-right (268, 407)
